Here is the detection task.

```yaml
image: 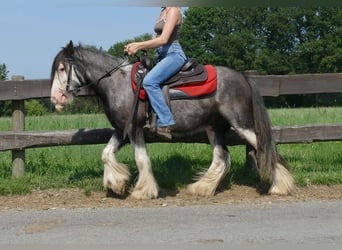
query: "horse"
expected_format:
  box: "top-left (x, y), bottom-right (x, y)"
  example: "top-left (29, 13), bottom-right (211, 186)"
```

top-left (50, 41), bottom-right (294, 199)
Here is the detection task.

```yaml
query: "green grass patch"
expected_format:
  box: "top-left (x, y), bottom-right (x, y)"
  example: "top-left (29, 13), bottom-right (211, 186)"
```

top-left (1, 107), bottom-right (342, 195)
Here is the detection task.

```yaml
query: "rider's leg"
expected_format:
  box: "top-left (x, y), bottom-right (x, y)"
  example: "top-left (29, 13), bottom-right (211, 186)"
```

top-left (143, 44), bottom-right (186, 128)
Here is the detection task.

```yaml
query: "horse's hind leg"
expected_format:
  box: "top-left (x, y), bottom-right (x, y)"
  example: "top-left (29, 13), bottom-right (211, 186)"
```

top-left (103, 133), bottom-right (131, 195)
top-left (187, 126), bottom-right (231, 196)
top-left (234, 126), bottom-right (294, 195)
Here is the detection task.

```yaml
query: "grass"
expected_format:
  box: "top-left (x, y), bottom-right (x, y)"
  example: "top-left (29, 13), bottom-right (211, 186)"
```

top-left (0, 107), bottom-right (342, 195)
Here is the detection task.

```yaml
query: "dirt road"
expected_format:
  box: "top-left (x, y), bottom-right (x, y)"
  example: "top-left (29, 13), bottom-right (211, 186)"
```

top-left (1, 184), bottom-right (341, 211)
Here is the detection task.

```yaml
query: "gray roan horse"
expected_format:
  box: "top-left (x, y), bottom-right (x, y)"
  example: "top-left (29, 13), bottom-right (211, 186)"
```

top-left (50, 41), bottom-right (294, 199)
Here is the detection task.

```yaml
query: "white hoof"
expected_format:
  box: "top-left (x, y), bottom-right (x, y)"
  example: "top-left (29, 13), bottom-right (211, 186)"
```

top-left (131, 185), bottom-right (159, 200)
top-left (103, 165), bottom-right (130, 195)
top-left (268, 163), bottom-right (294, 195)
top-left (186, 181), bottom-right (216, 197)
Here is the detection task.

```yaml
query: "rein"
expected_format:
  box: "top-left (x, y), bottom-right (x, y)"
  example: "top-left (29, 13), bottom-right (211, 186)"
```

top-left (66, 55), bottom-right (130, 95)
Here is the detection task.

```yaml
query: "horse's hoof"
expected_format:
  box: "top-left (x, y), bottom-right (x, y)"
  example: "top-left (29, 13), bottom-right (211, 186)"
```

top-left (186, 183), bottom-right (215, 197)
top-left (268, 185), bottom-right (293, 196)
top-left (131, 188), bottom-right (159, 200)
top-left (268, 163), bottom-right (294, 195)
top-left (104, 180), bottom-right (126, 196)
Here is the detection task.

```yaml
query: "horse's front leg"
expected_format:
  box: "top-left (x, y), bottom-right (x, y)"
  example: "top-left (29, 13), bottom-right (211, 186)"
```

top-left (102, 131), bottom-right (131, 195)
top-left (130, 128), bottom-right (159, 199)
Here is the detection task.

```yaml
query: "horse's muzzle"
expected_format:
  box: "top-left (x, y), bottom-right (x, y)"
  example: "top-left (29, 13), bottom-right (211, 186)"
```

top-left (51, 90), bottom-right (69, 111)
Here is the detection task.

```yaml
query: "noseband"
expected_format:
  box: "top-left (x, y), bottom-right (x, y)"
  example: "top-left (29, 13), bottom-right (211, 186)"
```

top-left (66, 59), bottom-right (79, 95)
top-left (65, 56), bottom-right (129, 96)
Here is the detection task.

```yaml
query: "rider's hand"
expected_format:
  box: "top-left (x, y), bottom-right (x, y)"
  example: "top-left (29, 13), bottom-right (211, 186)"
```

top-left (124, 42), bottom-right (140, 56)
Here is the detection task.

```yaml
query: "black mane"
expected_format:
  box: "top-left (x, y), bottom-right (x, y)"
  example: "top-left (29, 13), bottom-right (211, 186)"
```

top-left (50, 41), bottom-right (121, 81)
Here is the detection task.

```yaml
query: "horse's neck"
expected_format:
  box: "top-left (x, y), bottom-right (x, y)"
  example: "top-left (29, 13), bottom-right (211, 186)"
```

top-left (84, 55), bottom-right (129, 92)
top-left (77, 50), bottom-right (122, 81)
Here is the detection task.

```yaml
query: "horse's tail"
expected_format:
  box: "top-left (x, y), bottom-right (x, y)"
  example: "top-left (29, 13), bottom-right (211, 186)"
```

top-left (247, 77), bottom-right (294, 195)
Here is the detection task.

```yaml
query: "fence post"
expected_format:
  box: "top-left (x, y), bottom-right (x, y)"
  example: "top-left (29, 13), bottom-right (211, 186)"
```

top-left (11, 75), bottom-right (25, 177)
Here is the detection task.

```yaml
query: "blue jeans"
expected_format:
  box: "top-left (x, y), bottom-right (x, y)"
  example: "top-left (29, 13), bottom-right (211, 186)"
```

top-left (143, 43), bottom-right (187, 127)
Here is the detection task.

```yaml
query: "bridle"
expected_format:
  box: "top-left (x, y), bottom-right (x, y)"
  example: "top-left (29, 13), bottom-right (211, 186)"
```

top-left (65, 55), bottom-right (130, 96)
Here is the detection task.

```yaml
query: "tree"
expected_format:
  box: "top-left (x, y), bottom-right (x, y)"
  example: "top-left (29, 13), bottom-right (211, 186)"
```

top-left (0, 63), bottom-right (8, 80)
top-left (180, 7), bottom-right (342, 107)
top-left (0, 64), bottom-right (12, 116)
top-left (181, 7), bottom-right (265, 72)
top-left (293, 8), bottom-right (342, 73)
top-left (181, 7), bottom-right (342, 75)
top-left (25, 99), bottom-right (48, 116)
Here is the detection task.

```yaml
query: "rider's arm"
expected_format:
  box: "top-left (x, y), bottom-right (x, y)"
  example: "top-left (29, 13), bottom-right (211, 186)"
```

top-left (124, 8), bottom-right (180, 55)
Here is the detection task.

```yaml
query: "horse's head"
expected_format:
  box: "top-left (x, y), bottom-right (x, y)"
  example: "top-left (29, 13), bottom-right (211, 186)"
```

top-left (51, 41), bottom-right (129, 111)
top-left (50, 40), bottom-right (85, 111)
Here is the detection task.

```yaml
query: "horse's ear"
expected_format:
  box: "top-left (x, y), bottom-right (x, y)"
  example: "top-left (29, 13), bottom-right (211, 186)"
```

top-left (64, 40), bottom-right (74, 57)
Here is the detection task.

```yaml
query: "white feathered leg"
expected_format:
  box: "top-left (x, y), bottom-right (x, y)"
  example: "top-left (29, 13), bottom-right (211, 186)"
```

top-left (235, 127), bottom-right (294, 195)
top-left (131, 145), bottom-right (159, 199)
top-left (269, 163), bottom-right (294, 195)
top-left (102, 135), bottom-right (130, 195)
top-left (187, 145), bottom-right (230, 196)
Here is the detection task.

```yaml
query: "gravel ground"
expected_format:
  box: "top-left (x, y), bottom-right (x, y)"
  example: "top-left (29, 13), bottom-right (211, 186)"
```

top-left (1, 184), bottom-right (342, 211)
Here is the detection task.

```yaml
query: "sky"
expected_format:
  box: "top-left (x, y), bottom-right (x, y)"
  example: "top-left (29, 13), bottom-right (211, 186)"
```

top-left (0, 1), bottom-right (189, 80)
top-left (1, 0), bottom-right (338, 80)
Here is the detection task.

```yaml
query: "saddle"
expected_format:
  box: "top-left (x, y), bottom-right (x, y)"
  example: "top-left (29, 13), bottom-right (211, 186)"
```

top-left (131, 57), bottom-right (217, 101)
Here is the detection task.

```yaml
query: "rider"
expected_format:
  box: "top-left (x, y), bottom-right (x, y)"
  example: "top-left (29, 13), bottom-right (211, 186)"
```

top-left (124, 7), bottom-right (187, 139)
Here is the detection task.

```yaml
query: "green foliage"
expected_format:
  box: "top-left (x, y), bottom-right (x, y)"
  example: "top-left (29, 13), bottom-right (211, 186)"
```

top-left (0, 101), bottom-right (12, 117)
top-left (180, 7), bottom-right (342, 107)
top-left (181, 7), bottom-right (342, 74)
top-left (0, 178), bottom-right (31, 195)
top-left (108, 33), bottom-right (155, 58)
top-left (25, 100), bottom-right (47, 116)
top-left (0, 63), bottom-right (8, 80)
top-left (0, 64), bottom-right (11, 117)
top-left (63, 97), bottom-right (104, 114)
top-left (181, 7), bottom-right (264, 70)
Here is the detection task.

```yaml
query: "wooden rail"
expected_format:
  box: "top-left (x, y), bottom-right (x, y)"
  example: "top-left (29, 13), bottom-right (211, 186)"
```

top-left (1, 124), bottom-right (342, 152)
top-left (0, 72), bottom-right (341, 176)
top-left (1, 73), bottom-right (342, 100)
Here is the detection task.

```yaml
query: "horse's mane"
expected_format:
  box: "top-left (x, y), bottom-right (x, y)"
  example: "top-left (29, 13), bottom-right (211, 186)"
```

top-left (76, 44), bottom-right (109, 57)
top-left (50, 42), bottom-right (122, 80)
top-left (74, 43), bottom-right (121, 64)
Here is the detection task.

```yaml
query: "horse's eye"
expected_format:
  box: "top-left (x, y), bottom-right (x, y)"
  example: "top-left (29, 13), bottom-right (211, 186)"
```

top-left (59, 66), bottom-right (65, 72)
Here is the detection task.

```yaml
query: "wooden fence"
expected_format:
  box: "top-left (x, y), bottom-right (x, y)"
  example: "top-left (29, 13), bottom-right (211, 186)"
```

top-left (1, 73), bottom-right (342, 176)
